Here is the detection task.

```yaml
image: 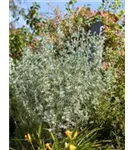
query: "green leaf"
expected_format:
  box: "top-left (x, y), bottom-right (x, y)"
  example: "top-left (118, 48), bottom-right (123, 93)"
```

top-left (78, 18), bottom-right (83, 24)
top-left (50, 132), bottom-right (60, 150)
top-left (69, 0), bottom-right (73, 5)
top-left (77, 128), bottom-right (102, 146)
top-left (26, 20), bottom-right (30, 25)
top-left (37, 122), bottom-right (42, 139)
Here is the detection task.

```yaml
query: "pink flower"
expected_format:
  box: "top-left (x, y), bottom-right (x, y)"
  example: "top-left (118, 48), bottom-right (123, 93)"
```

top-left (119, 50), bottom-right (125, 56)
top-left (33, 38), bottom-right (38, 42)
top-left (122, 16), bottom-right (125, 25)
top-left (102, 62), bottom-right (111, 69)
top-left (90, 10), bottom-right (96, 17)
top-left (100, 11), bottom-right (108, 17)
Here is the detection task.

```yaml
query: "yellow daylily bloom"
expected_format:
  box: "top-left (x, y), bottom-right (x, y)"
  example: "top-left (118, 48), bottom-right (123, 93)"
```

top-left (65, 130), bottom-right (78, 140)
top-left (73, 131), bottom-right (78, 139)
top-left (45, 143), bottom-right (52, 150)
top-left (65, 142), bottom-right (69, 148)
top-left (69, 144), bottom-right (76, 150)
top-left (25, 133), bottom-right (32, 143)
top-left (65, 130), bottom-right (72, 140)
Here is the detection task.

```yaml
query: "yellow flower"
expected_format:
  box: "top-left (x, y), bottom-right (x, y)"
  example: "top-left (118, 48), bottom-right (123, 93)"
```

top-left (73, 131), bottom-right (78, 139)
top-left (65, 130), bottom-right (72, 140)
top-left (25, 133), bottom-right (32, 143)
top-left (65, 130), bottom-right (78, 140)
top-left (69, 144), bottom-right (76, 150)
top-left (65, 142), bottom-right (69, 148)
top-left (45, 143), bottom-right (52, 150)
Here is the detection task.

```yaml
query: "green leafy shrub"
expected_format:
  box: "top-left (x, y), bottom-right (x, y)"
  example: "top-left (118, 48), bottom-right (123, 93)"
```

top-left (10, 29), bottom-right (110, 133)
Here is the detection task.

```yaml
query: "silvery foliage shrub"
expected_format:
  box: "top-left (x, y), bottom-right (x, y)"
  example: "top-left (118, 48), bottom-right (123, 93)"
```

top-left (10, 28), bottom-right (113, 132)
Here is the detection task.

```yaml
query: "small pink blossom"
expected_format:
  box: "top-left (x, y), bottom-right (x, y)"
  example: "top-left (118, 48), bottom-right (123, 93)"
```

top-left (100, 11), bottom-right (108, 17)
top-left (90, 10), bottom-right (96, 17)
top-left (102, 62), bottom-right (111, 69)
top-left (33, 38), bottom-right (38, 42)
top-left (119, 50), bottom-right (125, 56)
top-left (122, 16), bottom-right (125, 25)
